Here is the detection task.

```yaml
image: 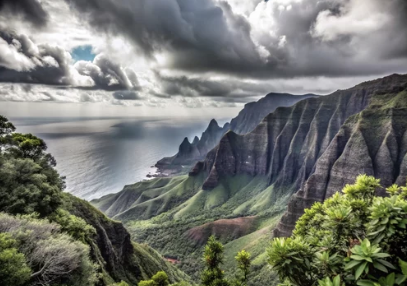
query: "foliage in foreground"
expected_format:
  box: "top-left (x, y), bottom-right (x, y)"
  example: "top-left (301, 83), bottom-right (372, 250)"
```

top-left (137, 236), bottom-right (252, 286)
top-left (0, 212), bottom-right (97, 286)
top-left (268, 175), bottom-right (407, 286)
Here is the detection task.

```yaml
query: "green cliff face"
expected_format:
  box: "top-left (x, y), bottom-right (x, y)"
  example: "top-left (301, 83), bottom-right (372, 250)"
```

top-left (93, 74), bottom-right (407, 285)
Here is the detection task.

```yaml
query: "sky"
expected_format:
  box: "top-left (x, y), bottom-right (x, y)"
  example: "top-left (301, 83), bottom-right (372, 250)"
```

top-left (0, 0), bottom-right (406, 114)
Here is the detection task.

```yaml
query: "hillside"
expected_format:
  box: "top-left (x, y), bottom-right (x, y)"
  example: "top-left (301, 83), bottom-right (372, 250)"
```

top-left (62, 193), bottom-right (191, 285)
top-left (155, 93), bottom-right (315, 176)
top-left (0, 116), bottom-right (191, 286)
top-left (92, 74), bottom-right (407, 284)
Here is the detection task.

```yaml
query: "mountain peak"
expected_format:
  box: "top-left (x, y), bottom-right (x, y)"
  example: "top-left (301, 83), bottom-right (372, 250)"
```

top-left (181, 137), bottom-right (191, 146)
top-left (192, 136), bottom-right (199, 145)
top-left (209, 119), bottom-right (219, 128)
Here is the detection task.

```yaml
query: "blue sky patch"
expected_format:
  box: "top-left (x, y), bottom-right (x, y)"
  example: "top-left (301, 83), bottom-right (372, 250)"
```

top-left (71, 45), bottom-right (96, 62)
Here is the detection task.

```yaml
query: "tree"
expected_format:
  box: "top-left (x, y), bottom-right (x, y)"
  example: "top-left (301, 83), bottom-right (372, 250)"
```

top-left (0, 233), bottom-right (31, 286)
top-left (109, 281), bottom-right (130, 286)
top-left (0, 115), bottom-right (15, 137)
top-left (49, 209), bottom-right (96, 244)
top-left (138, 271), bottom-right (170, 286)
top-left (0, 156), bottom-right (62, 216)
top-left (152, 271), bottom-right (170, 286)
top-left (201, 236), bottom-right (230, 286)
top-left (139, 281), bottom-right (156, 286)
top-left (268, 175), bottom-right (407, 286)
top-left (235, 250), bottom-right (251, 286)
top-left (0, 116), bottom-right (64, 217)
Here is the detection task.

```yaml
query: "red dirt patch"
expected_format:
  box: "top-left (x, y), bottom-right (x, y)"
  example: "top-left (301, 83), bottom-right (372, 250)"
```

top-left (164, 257), bottom-right (180, 264)
top-left (185, 216), bottom-right (257, 246)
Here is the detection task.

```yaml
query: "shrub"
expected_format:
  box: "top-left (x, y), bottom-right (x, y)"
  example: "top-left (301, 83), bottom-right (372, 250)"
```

top-left (268, 175), bottom-right (407, 286)
top-left (0, 232), bottom-right (31, 286)
top-left (0, 212), bottom-right (97, 286)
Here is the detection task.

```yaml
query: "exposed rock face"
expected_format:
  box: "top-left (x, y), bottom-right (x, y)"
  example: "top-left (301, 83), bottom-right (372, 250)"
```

top-left (156, 119), bottom-right (228, 172)
top-left (230, 93), bottom-right (317, 135)
top-left (156, 93), bottom-right (315, 175)
top-left (66, 194), bottom-right (188, 285)
top-left (274, 91), bottom-right (407, 236)
top-left (193, 74), bottom-right (407, 235)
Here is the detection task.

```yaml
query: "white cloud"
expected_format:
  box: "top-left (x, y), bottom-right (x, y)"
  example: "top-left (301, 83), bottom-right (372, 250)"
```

top-left (0, 37), bottom-right (36, 71)
top-left (312, 0), bottom-right (392, 41)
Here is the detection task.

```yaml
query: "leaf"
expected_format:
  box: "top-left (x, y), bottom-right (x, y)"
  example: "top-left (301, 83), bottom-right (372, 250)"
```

top-left (399, 259), bottom-right (407, 276)
top-left (373, 253), bottom-right (391, 258)
top-left (345, 260), bottom-right (362, 270)
top-left (381, 217), bottom-right (389, 224)
top-left (377, 259), bottom-right (396, 269)
top-left (333, 275), bottom-right (341, 286)
top-left (395, 274), bottom-right (407, 285)
top-left (386, 273), bottom-right (395, 286)
top-left (372, 233), bottom-right (385, 244)
top-left (357, 280), bottom-right (376, 286)
top-left (373, 261), bottom-right (388, 273)
top-left (356, 262), bottom-right (368, 280)
top-left (351, 255), bottom-right (368, 261)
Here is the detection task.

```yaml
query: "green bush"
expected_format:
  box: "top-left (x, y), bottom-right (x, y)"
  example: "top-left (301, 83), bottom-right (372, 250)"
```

top-left (0, 116), bottom-right (64, 217)
top-left (0, 233), bottom-right (31, 286)
top-left (49, 208), bottom-right (96, 243)
top-left (109, 281), bottom-right (130, 286)
top-left (0, 212), bottom-right (97, 286)
top-left (268, 175), bottom-right (407, 286)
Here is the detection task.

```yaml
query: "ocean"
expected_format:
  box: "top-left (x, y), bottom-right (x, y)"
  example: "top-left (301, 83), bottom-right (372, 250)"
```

top-left (9, 116), bottom-right (215, 200)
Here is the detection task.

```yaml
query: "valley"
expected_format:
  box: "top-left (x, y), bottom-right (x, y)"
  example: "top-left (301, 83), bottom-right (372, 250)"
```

top-left (92, 74), bottom-right (407, 285)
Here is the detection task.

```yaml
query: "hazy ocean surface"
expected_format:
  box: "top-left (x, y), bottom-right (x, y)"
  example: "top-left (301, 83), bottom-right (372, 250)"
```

top-left (11, 117), bottom-right (212, 200)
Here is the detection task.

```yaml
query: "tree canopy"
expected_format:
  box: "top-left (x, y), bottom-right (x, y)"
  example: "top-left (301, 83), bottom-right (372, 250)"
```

top-left (0, 116), bottom-right (64, 217)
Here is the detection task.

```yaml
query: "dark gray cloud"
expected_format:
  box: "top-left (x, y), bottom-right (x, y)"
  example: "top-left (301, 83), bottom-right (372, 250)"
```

top-left (65, 0), bottom-right (263, 74)
top-left (75, 55), bottom-right (140, 91)
top-left (65, 0), bottom-right (407, 78)
top-left (0, 31), bottom-right (140, 94)
top-left (155, 72), bottom-right (276, 100)
top-left (113, 90), bottom-right (141, 100)
top-left (0, 31), bottom-right (78, 85)
top-left (0, 0), bottom-right (407, 105)
top-left (0, 0), bottom-right (49, 28)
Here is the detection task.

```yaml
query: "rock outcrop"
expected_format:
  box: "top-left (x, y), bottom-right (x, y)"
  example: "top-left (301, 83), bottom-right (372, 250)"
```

top-left (65, 194), bottom-right (190, 285)
top-left (193, 74), bottom-right (407, 235)
top-left (156, 119), bottom-right (228, 174)
top-left (274, 86), bottom-right (407, 236)
top-left (155, 93), bottom-right (315, 175)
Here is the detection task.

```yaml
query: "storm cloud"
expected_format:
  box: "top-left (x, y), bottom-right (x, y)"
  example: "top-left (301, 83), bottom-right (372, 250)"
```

top-left (0, 0), bottom-right (49, 28)
top-left (0, 0), bottom-right (406, 106)
top-left (75, 55), bottom-right (140, 91)
top-left (0, 31), bottom-right (89, 86)
top-left (65, 0), bottom-right (407, 78)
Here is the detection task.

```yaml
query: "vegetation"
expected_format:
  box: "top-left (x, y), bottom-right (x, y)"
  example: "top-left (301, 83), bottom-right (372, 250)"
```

top-left (0, 116), bottom-right (191, 286)
top-left (268, 175), bottom-right (407, 286)
top-left (0, 116), bottom-right (64, 217)
top-left (0, 232), bottom-right (31, 286)
top-left (201, 236), bottom-right (229, 286)
top-left (119, 175), bottom-right (285, 284)
top-left (137, 236), bottom-right (253, 286)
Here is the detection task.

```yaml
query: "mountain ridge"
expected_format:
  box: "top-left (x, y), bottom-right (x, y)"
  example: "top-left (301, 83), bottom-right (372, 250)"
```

top-left (155, 93), bottom-right (316, 176)
top-left (91, 74), bottom-right (407, 285)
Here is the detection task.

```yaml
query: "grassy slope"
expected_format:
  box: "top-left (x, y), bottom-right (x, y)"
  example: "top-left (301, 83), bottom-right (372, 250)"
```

top-left (107, 175), bottom-right (289, 284)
